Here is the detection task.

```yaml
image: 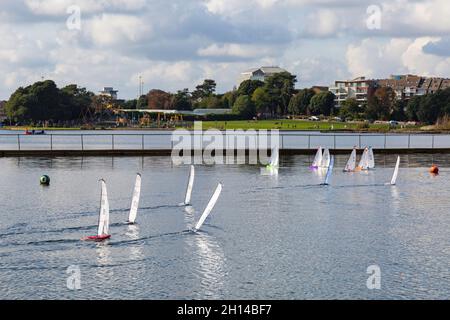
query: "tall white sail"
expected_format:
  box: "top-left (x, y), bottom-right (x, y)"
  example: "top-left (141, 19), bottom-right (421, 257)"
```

top-left (269, 148), bottom-right (279, 167)
top-left (97, 180), bottom-right (110, 236)
top-left (193, 183), bottom-right (223, 232)
top-left (390, 156), bottom-right (400, 185)
top-left (323, 156), bottom-right (334, 185)
top-left (358, 148), bottom-right (369, 170)
top-left (128, 174), bottom-right (142, 224)
top-left (344, 149), bottom-right (357, 172)
top-left (368, 147), bottom-right (375, 169)
top-left (321, 148), bottom-right (331, 168)
top-left (311, 147), bottom-right (323, 168)
top-left (184, 165), bottom-right (195, 205)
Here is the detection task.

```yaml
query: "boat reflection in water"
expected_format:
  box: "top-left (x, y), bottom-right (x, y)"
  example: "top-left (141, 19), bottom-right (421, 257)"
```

top-left (125, 224), bottom-right (144, 262)
top-left (95, 243), bottom-right (113, 284)
top-left (189, 232), bottom-right (226, 299)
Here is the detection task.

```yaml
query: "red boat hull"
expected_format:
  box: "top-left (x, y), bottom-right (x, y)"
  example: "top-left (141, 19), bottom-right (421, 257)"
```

top-left (82, 235), bottom-right (111, 242)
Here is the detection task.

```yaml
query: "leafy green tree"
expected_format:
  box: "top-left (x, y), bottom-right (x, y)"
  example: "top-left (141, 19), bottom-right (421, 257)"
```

top-left (366, 87), bottom-right (395, 121)
top-left (60, 84), bottom-right (94, 119)
top-left (192, 79), bottom-right (217, 101)
top-left (221, 90), bottom-right (238, 109)
top-left (6, 81), bottom-right (96, 123)
top-left (232, 95), bottom-right (255, 119)
top-left (264, 72), bottom-right (297, 116)
top-left (391, 100), bottom-right (407, 121)
top-left (136, 95), bottom-right (148, 109)
top-left (406, 96), bottom-right (422, 121)
top-left (198, 96), bottom-right (223, 109)
top-left (251, 87), bottom-right (271, 114)
top-left (122, 99), bottom-right (138, 109)
top-left (288, 89), bottom-right (315, 115)
top-left (309, 91), bottom-right (335, 116)
top-left (172, 89), bottom-right (192, 110)
top-left (237, 80), bottom-right (264, 97)
top-left (339, 98), bottom-right (361, 120)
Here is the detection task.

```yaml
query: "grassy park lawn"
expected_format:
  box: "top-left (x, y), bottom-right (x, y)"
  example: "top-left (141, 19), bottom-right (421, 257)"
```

top-left (199, 120), bottom-right (391, 131)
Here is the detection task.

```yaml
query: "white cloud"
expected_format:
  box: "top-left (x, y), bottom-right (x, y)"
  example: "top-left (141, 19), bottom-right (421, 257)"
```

top-left (25, 0), bottom-right (147, 15)
top-left (2, 0), bottom-right (450, 100)
top-left (198, 43), bottom-right (273, 59)
top-left (87, 14), bottom-right (152, 46)
top-left (346, 37), bottom-right (450, 79)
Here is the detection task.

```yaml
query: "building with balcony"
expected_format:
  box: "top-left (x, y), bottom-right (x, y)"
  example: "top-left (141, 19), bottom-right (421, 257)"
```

top-left (329, 77), bottom-right (377, 108)
top-left (329, 75), bottom-right (450, 107)
top-left (377, 75), bottom-right (450, 100)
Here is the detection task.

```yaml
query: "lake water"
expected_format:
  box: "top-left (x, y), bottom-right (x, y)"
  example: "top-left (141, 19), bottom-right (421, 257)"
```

top-left (1, 154), bottom-right (450, 299)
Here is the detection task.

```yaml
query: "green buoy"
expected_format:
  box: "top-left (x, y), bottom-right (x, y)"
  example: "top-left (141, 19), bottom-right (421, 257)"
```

top-left (40, 175), bottom-right (50, 186)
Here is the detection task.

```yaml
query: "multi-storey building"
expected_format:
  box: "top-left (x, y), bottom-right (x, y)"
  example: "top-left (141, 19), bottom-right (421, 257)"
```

top-left (99, 87), bottom-right (118, 100)
top-left (329, 75), bottom-right (450, 107)
top-left (329, 77), bottom-right (377, 107)
top-left (238, 66), bottom-right (288, 86)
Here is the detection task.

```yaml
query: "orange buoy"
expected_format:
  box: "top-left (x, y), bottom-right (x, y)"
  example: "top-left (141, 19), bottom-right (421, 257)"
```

top-left (429, 165), bottom-right (439, 175)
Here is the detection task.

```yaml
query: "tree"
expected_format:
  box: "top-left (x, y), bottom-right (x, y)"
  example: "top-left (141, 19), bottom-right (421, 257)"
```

top-left (147, 89), bottom-right (173, 110)
top-left (288, 89), bottom-right (315, 115)
top-left (264, 72), bottom-right (297, 116)
top-left (197, 96), bottom-right (223, 109)
top-left (232, 95), bottom-right (255, 119)
top-left (366, 87), bottom-right (396, 121)
top-left (172, 89), bottom-right (192, 111)
top-left (251, 87), bottom-right (271, 115)
top-left (60, 84), bottom-right (94, 119)
top-left (391, 100), bottom-right (407, 121)
top-left (122, 99), bottom-right (137, 110)
top-left (339, 98), bottom-right (361, 120)
top-left (221, 90), bottom-right (238, 109)
top-left (136, 95), bottom-right (148, 109)
top-left (237, 80), bottom-right (264, 97)
top-left (192, 79), bottom-right (217, 101)
top-left (5, 80), bottom-right (90, 123)
top-left (406, 96), bottom-right (422, 121)
top-left (309, 91), bottom-right (335, 116)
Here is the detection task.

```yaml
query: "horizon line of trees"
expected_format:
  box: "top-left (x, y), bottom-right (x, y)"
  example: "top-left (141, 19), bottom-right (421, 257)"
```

top-left (3, 76), bottom-right (450, 126)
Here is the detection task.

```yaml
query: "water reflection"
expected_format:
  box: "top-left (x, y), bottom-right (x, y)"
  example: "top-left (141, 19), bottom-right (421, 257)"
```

top-left (95, 243), bottom-right (113, 284)
top-left (260, 167), bottom-right (279, 177)
top-left (190, 233), bottom-right (226, 299)
top-left (125, 225), bottom-right (144, 262)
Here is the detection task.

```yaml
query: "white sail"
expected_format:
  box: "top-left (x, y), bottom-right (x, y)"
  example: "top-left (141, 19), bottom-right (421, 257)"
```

top-left (321, 148), bottom-right (331, 168)
top-left (97, 180), bottom-right (110, 236)
top-left (368, 147), bottom-right (375, 169)
top-left (311, 147), bottom-right (323, 167)
top-left (269, 148), bottom-right (279, 167)
top-left (344, 149), bottom-right (357, 172)
top-left (390, 156), bottom-right (400, 185)
top-left (184, 165), bottom-right (195, 205)
top-left (193, 183), bottom-right (223, 232)
top-left (323, 156), bottom-right (334, 185)
top-left (358, 148), bottom-right (370, 170)
top-left (128, 174), bottom-right (142, 224)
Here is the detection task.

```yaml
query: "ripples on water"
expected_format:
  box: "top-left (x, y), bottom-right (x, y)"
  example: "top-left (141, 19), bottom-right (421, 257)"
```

top-left (1, 154), bottom-right (450, 299)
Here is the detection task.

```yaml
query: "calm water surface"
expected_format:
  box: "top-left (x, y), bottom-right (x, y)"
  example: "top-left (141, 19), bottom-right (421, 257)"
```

top-left (0, 154), bottom-right (450, 299)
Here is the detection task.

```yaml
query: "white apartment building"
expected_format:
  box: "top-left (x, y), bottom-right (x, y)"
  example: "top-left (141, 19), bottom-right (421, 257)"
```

top-left (238, 66), bottom-right (288, 86)
top-left (329, 77), bottom-right (376, 108)
top-left (99, 87), bottom-right (118, 100)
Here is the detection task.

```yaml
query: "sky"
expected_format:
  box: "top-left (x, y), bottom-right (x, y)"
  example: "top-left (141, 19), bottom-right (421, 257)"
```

top-left (1, 0), bottom-right (450, 100)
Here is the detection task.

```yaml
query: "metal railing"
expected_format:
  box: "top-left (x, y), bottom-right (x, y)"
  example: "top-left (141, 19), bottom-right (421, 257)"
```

top-left (1, 132), bottom-right (450, 151)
